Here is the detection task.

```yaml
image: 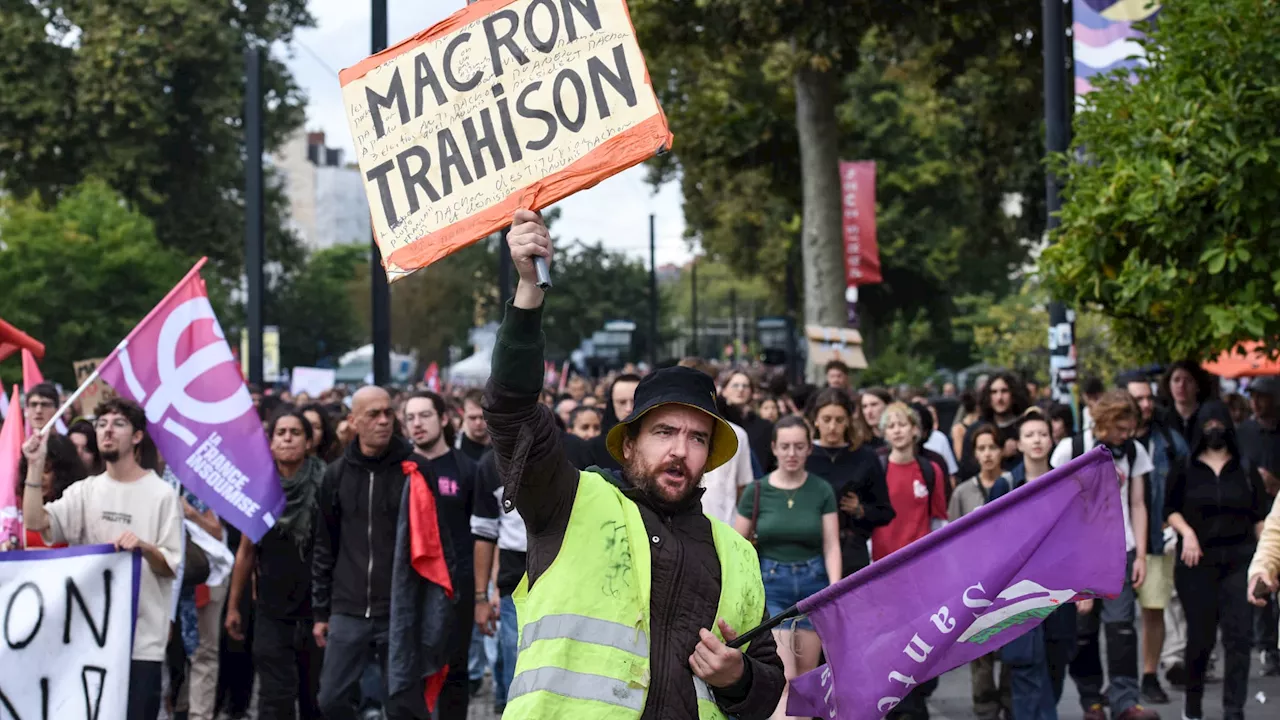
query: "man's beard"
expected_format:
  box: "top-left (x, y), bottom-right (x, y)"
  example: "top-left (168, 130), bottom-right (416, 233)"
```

top-left (101, 449), bottom-right (120, 464)
top-left (622, 455), bottom-right (703, 510)
top-left (414, 430), bottom-right (442, 454)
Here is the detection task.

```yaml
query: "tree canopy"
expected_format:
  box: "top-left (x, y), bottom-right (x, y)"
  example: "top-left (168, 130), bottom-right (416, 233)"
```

top-left (1040, 0), bottom-right (1280, 362)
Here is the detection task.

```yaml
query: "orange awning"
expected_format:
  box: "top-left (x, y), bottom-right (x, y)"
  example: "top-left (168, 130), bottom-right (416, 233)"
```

top-left (1203, 341), bottom-right (1280, 379)
top-left (0, 318), bottom-right (44, 364)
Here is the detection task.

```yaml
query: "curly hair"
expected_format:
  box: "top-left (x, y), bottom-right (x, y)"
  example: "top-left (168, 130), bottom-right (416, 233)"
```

top-left (979, 371), bottom-right (1031, 422)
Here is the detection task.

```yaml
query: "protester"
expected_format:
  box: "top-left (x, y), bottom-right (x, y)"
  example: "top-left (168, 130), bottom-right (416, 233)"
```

top-left (1123, 374), bottom-right (1189, 704)
top-left (722, 370), bottom-right (776, 472)
top-left (67, 417), bottom-right (104, 474)
top-left (1051, 390), bottom-right (1157, 720)
top-left (949, 422), bottom-right (1012, 719)
top-left (173, 485), bottom-right (230, 720)
top-left (860, 387), bottom-right (891, 448)
top-left (1160, 360), bottom-right (1215, 443)
top-left (471, 451), bottom-right (524, 714)
top-left (1238, 376), bottom-right (1280, 676)
top-left (805, 387), bottom-right (894, 576)
top-left (734, 416), bottom-right (839, 720)
top-left (484, 209), bottom-right (785, 718)
top-left (758, 395), bottom-right (781, 423)
top-left (1164, 399), bottom-right (1271, 720)
top-left (992, 409), bottom-right (1076, 720)
top-left (17, 433), bottom-right (86, 548)
top-left (456, 389), bottom-right (490, 461)
top-left (583, 372), bottom-right (642, 471)
top-left (225, 408), bottom-right (325, 720)
top-left (312, 386), bottom-right (451, 720)
top-left (404, 391), bottom-right (478, 719)
top-left (913, 400), bottom-right (959, 491)
top-left (1224, 392), bottom-right (1251, 427)
top-left (22, 398), bottom-right (182, 720)
top-left (554, 396), bottom-right (578, 427)
top-left (825, 359), bottom-right (850, 390)
top-left (951, 389), bottom-right (980, 459)
top-left (301, 402), bottom-right (342, 463)
top-left (23, 381), bottom-right (59, 434)
top-left (960, 372), bottom-right (1030, 479)
top-left (702, 394), bottom-right (756, 525)
top-left (567, 405), bottom-right (602, 441)
top-left (1047, 403), bottom-right (1075, 446)
top-left (871, 402), bottom-right (947, 562)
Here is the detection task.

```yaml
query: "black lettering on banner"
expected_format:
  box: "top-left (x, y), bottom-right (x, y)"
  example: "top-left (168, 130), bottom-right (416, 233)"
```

top-left (586, 44), bottom-right (637, 119)
top-left (492, 84), bottom-right (525, 163)
top-left (444, 32), bottom-right (482, 92)
top-left (552, 68), bottom-right (587, 133)
top-left (483, 10), bottom-right (529, 78)
top-left (365, 160), bottom-right (400, 226)
top-left (462, 108), bottom-right (507, 179)
top-left (0, 678), bottom-right (48, 720)
top-left (396, 146), bottom-right (442, 210)
top-left (560, 0), bottom-right (602, 42)
top-left (366, 68), bottom-right (410, 140)
top-left (436, 128), bottom-right (475, 197)
top-left (523, 0), bottom-right (560, 53)
top-left (64, 570), bottom-right (111, 648)
top-left (413, 52), bottom-right (448, 117)
top-left (5, 581), bottom-right (43, 650)
top-left (517, 81), bottom-right (558, 151)
top-left (82, 666), bottom-right (106, 720)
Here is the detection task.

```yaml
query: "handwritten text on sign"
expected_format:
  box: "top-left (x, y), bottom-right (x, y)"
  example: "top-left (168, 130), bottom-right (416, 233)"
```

top-left (341, 0), bottom-right (669, 280)
top-left (0, 546), bottom-right (138, 720)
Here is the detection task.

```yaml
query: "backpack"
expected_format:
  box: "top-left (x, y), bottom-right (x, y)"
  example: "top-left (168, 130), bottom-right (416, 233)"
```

top-left (877, 448), bottom-right (937, 499)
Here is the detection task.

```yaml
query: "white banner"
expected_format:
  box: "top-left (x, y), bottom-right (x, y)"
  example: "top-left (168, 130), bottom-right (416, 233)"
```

top-left (0, 545), bottom-right (138, 719)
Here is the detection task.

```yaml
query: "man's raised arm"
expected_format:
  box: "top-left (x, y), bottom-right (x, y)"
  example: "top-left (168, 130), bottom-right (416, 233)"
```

top-left (482, 209), bottom-right (578, 537)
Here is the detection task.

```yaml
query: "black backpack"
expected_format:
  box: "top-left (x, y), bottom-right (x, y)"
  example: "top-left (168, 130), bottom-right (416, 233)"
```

top-left (877, 448), bottom-right (937, 499)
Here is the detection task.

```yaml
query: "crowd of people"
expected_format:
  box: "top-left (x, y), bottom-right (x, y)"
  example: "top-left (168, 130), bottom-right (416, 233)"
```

top-left (7, 336), bottom-right (1280, 720)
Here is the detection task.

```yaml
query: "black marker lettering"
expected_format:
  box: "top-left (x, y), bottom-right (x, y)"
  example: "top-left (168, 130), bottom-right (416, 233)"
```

top-left (436, 128), bottom-right (475, 197)
top-left (560, 0), bottom-right (601, 41)
top-left (552, 68), bottom-right (587, 133)
top-left (82, 667), bottom-right (106, 720)
top-left (444, 32), bottom-right (482, 92)
top-left (413, 52), bottom-right (448, 117)
top-left (517, 81), bottom-right (557, 151)
top-left (493, 91), bottom-right (524, 163)
top-left (483, 10), bottom-right (529, 78)
top-left (64, 570), bottom-right (110, 648)
top-left (587, 44), bottom-right (637, 119)
top-left (524, 0), bottom-right (560, 54)
top-left (396, 146), bottom-right (441, 213)
top-left (365, 68), bottom-right (410, 140)
top-left (365, 160), bottom-right (399, 226)
top-left (5, 581), bottom-right (43, 650)
top-left (462, 108), bottom-right (507, 180)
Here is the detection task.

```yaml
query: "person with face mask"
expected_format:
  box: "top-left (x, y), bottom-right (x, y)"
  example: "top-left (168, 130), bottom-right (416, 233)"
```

top-left (1164, 400), bottom-right (1272, 720)
top-left (485, 210), bottom-right (785, 720)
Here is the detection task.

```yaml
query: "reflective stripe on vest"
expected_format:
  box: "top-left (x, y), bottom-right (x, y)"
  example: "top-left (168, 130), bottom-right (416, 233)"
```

top-left (508, 666), bottom-right (646, 712)
top-left (694, 677), bottom-right (714, 704)
top-left (519, 613), bottom-right (649, 658)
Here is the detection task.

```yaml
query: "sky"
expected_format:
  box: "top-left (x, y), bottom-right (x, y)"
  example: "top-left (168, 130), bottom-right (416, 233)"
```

top-left (280, 0), bottom-right (694, 267)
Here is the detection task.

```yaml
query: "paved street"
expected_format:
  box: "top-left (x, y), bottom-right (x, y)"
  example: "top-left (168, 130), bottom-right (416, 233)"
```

top-left (465, 661), bottom-right (1280, 719)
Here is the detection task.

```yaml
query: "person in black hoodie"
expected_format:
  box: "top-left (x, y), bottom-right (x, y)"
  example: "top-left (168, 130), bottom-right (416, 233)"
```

top-left (1164, 399), bottom-right (1271, 720)
top-left (583, 373), bottom-right (641, 471)
top-left (312, 386), bottom-right (452, 720)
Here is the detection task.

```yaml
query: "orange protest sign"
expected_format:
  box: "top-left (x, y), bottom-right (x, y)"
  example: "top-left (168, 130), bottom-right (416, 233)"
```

top-left (72, 358), bottom-right (114, 417)
top-left (340, 0), bottom-right (672, 281)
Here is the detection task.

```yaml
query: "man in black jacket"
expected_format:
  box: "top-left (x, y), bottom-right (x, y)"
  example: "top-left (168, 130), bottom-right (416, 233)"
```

top-left (313, 385), bottom-right (448, 720)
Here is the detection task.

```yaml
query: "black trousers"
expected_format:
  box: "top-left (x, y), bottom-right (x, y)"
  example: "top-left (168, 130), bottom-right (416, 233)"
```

top-left (1174, 544), bottom-right (1254, 719)
top-left (317, 614), bottom-right (428, 720)
top-left (128, 660), bottom-right (163, 720)
top-left (255, 614), bottom-right (324, 720)
top-left (436, 596), bottom-right (475, 720)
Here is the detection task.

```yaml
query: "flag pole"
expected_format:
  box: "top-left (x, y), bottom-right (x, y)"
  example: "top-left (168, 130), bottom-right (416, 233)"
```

top-left (38, 366), bottom-right (102, 437)
top-left (726, 604), bottom-right (802, 649)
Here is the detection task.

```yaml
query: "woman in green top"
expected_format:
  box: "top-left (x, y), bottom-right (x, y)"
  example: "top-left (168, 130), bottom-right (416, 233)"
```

top-left (734, 416), bottom-right (841, 720)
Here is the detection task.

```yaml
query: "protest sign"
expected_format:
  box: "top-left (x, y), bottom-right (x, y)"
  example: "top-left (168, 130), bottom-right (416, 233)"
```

top-left (72, 359), bottom-right (114, 418)
top-left (290, 366), bottom-right (337, 398)
top-left (341, 0), bottom-right (672, 280)
top-left (239, 326), bottom-right (281, 383)
top-left (0, 545), bottom-right (140, 719)
top-left (95, 259), bottom-right (285, 543)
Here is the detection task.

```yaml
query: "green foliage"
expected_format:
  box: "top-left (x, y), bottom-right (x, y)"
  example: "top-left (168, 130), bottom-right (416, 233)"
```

top-left (1040, 0), bottom-right (1280, 362)
top-left (0, 0), bottom-right (313, 281)
top-left (274, 245), bottom-right (369, 369)
top-left (0, 181), bottom-right (190, 386)
top-left (542, 242), bottom-right (654, 360)
top-left (858, 311), bottom-right (943, 388)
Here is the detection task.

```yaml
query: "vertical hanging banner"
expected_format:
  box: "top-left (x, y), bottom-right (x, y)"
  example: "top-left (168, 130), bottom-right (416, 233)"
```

top-left (96, 259), bottom-right (285, 543)
top-left (340, 0), bottom-right (673, 282)
top-left (0, 545), bottom-right (141, 719)
top-left (1073, 1), bottom-right (1161, 96)
top-left (839, 161), bottom-right (881, 327)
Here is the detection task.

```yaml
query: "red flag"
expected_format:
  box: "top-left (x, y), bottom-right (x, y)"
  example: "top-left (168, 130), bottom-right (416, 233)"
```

top-left (839, 161), bottom-right (882, 288)
top-left (0, 386), bottom-right (25, 548)
top-left (21, 349), bottom-right (43, 392)
top-left (0, 318), bottom-right (44, 364)
top-left (402, 460), bottom-right (453, 710)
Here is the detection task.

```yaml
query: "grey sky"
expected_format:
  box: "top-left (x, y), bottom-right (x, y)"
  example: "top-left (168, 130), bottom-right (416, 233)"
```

top-left (279, 0), bottom-right (694, 267)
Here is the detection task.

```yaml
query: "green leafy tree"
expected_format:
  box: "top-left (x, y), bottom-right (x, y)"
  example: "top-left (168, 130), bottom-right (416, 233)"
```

top-left (541, 242), bottom-right (654, 360)
top-left (0, 181), bottom-right (191, 386)
top-left (274, 245), bottom-right (370, 369)
top-left (0, 0), bottom-right (313, 281)
top-left (1039, 0), bottom-right (1280, 362)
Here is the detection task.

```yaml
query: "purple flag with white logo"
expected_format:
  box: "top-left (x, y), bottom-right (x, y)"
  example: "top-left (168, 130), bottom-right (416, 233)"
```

top-left (788, 447), bottom-right (1125, 719)
top-left (96, 259), bottom-right (284, 542)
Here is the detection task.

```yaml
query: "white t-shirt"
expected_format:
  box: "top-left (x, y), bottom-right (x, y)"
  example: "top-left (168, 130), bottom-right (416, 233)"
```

top-left (702, 422), bottom-right (754, 525)
top-left (1050, 432), bottom-right (1153, 553)
top-left (43, 471), bottom-right (183, 662)
top-left (923, 430), bottom-right (960, 475)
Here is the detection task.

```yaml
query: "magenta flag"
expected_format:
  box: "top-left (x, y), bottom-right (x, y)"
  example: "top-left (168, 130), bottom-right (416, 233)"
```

top-left (788, 448), bottom-right (1126, 719)
top-left (0, 386), bottom-right (24, 548)
top-left (96, 259), bottom-right (284, 542)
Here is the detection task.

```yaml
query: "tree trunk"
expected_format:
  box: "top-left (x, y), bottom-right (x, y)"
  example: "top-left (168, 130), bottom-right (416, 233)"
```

top-left (794, 65), bottom-right (846, 334)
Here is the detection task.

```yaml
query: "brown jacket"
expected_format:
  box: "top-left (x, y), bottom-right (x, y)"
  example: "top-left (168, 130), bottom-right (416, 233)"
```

top-left (483, 302), bottom-right (785, 720)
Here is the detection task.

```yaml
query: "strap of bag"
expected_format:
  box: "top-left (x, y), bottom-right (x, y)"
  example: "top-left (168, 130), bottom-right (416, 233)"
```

top-left (749, 480), bottom-right (762, 544)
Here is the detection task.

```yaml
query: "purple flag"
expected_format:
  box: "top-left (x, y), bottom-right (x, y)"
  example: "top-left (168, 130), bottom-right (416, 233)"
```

top-left (788, 447), bottom-right (1125, 719)
top-left (96, 259), bottom-right (284, 542)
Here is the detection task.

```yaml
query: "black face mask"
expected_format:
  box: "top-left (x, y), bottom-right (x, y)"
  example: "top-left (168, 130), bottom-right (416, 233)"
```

top-left (1203, 428), bottom-right (1228, 451)
top-left (1103, 440), bottom-right (1130, 460)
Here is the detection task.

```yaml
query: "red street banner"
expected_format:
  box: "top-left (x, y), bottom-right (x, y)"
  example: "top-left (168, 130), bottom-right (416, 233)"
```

top-left (840, 160), bottom-right (881, 293)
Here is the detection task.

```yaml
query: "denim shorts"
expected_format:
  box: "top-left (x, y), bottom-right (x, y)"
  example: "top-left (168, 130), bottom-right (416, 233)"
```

top-left (761, 556), bottom-right (827, 632)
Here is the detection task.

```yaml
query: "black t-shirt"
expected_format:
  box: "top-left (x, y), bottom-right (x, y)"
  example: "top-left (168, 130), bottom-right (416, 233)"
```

top-left (1237, 419), bottom-right (1280, 476)
top-left (1165, 457), bottom-right (1271, 550)
top-left (458, 433), bottom-right (489, 462)
top-left (256, 525), bottom-right (313, 621)
top-left (429, 450), bottom-right (475, 582)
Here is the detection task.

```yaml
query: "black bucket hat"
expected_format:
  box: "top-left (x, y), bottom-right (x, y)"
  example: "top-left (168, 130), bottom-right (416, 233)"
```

top-left (605, 366), bottom-right (739, 473)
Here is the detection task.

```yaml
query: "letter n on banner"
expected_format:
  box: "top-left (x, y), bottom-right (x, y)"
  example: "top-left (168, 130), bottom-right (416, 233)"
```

top-left (839, 160), bottom-right (881, 328)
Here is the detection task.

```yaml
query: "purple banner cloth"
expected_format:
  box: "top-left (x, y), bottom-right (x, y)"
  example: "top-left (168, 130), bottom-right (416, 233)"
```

top-left (788, 448), bottom-right (1125, 719)
top-left (96, 260), bottom-right (284, 542)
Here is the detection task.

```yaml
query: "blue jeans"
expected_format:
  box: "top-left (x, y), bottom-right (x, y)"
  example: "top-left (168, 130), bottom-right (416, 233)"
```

top-left (760, 556), bottom-right (827, 631)
top-left (495, 594), bottom-right (519, 706)
top-left (1005, 627), bottom-right (1058, 720)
